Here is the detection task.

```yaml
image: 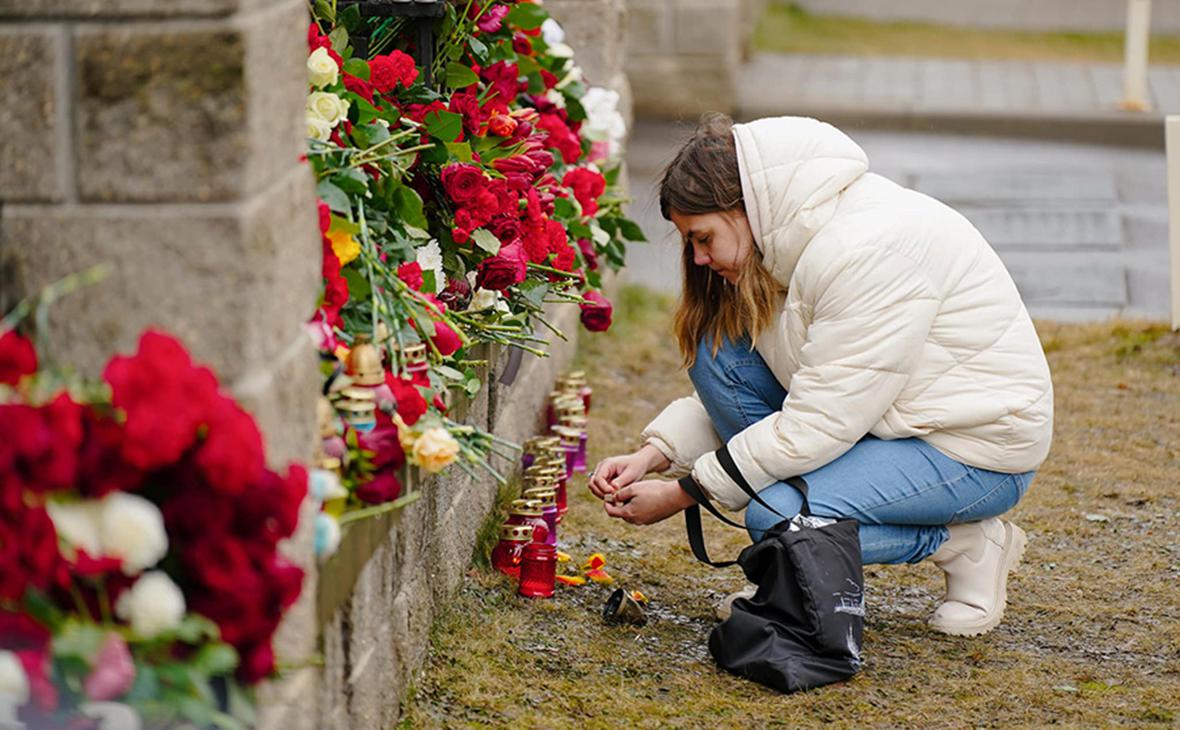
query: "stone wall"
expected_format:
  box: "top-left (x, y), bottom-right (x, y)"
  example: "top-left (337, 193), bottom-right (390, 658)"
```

top-left (623, 0), bottom-right (761, 118)
top-left (0, 0), bottom-right (324, 724)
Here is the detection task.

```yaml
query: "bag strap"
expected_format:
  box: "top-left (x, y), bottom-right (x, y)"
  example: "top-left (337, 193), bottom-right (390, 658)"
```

top-left (679, 445), bottom-right (813, 568)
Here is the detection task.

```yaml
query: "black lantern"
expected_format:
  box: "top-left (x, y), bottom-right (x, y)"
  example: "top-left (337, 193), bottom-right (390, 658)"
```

top-left (337, 0), bottom-right (446, 87)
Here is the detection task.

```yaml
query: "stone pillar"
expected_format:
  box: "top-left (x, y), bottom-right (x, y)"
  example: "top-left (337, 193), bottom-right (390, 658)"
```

top-left (545, 0), bottom-right (634, 133)
top-left (623, 0), bottom-right (742, 118)
top-left (0, 1), bottom-right (321, 726)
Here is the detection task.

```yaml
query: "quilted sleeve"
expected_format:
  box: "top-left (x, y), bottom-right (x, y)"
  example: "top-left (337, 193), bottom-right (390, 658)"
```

top-left (691, 246), bottom-right (941, 510)
top-left (640, 391), bottom-right (722, 478)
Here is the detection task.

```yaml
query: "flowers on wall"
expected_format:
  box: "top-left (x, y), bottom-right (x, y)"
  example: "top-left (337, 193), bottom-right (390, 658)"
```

top-left (304, 0), bottom-right (645, 540)
top-left (0, 328), bottom-right (305, 729)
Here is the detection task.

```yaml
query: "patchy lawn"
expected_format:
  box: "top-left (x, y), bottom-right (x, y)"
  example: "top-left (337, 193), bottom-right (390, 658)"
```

top-left (755, 2), bottom-right (1180, 65)
top-left (401, 285), bottom-right (1180, 728)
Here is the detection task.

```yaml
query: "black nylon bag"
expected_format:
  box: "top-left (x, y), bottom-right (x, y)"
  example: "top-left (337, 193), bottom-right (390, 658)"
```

top-left (680, 449), bottom-right (865, 694)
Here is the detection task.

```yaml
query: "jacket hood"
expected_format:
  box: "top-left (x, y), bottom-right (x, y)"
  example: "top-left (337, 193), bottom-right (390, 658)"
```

top-left (732, 117), bottom-right (869, 286)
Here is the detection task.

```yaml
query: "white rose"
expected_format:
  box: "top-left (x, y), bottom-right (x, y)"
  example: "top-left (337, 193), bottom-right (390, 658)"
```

top-left (307, 47), bottom-right (339, 89)
top-left (100, 492), bottom-right (168, 575)
top-left (307, 114), bottom-right (332, 142)
top-left (555, 65), bottom-right (583, 90)
top-left (115, 572), bottom-right (186, 639)
top-left (415, 240), bottom-right (446, 288)
top-left (544, 89), bottom-right (566, 110)
top-left (307, 91), bottom-right (350, 128)
top-left (467, 288), bottom-right (503, 313)
top-left (541, 18), bottom-right (566, 45)
top-left (0, 651), bottom-right (29, 712)
top-left (47, 500), bottom-right (104, 558)
top-left (547, 42), bottom-right (575, 59)
top-left (315, 513), bottom-right (342, 561)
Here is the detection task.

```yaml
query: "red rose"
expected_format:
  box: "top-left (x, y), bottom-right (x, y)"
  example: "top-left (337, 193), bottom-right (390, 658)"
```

top-left (512, 32), bottom-right (532, 55)
top-left (320, 236), bottom-right (349, 329)
top-left (343, 72), bottom-right (375, 103)
top-left (359, 428), bottom-right (405, 472)
top-left (523, 148), bottom-right (555, 174)
top-left (0, 488), bottom-right (66, 601)
top-left (439, 276), bottom-right (472, 310)
top-left (440, 163), bottom-right (486, 204)
top-left (448, 91), bottom-right (483, 136)
top-left (536, 113), bottom-right (582, 164)
top-left (386, 372), bottom-right (428, 426)
top-left (194, 396), bottom-right (265, 496)
top-left (539, 69), bottom-right (559, 89)
top-left (578, 237), bottom-right (599, 271)
top-left (317, 200), bottom-right (331, 233)
top-left (0, 330), bottom-right (37, 385)
top-left (492, 154), bottom-right (539, 176)
top-left (77, 409), bottom-right (142, 497)
top-left (580, 290), bottom-right (613, 332)
top-left (104, 331), bottom-right (221, 471)
top-left (356, 471), bottom-right (402, 505)
top-left (368, 50), bottom-right (418, 93)
top-left (397, 261), bottom-right (425, 291)
top-left (476, 3), bottom-right (509, 33)
top-left (161, 481), bottom-right (236, 548)
top-left (564, 167), bottom-right (607, 216)
top-left (476, 240), bottom-right (529, 291)
top-left (237, 641), bottom-right (276, 685)
top-left (233, 465), bottom-right (307, 545)
top-left (481, 61), bottom-right (522, 107)
top-left (488, 216), bottom-right (522, 245)
top-left (0, 612), bottom-right (56, 712)
top-left (552, 244), bottom-right (576, 272)
top-left (487, 113), bottom-right (517, 138)
top-left (431, 320), bottom-right (463, 357)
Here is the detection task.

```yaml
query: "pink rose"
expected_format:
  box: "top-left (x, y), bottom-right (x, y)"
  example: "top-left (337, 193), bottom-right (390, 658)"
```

top-left (83, 633), bottom-right (136, 702)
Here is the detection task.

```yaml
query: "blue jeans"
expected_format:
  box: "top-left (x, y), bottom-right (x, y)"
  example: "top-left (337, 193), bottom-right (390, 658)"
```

top-left (688, 336), bottom-right (1035, 564)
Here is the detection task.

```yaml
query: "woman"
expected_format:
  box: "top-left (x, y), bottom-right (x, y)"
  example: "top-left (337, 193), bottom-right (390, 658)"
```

top-left (588, 114), bottom-right (1053, 637)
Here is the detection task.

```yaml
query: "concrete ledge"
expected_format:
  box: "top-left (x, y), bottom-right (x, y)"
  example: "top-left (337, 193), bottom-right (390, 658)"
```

top-left (735, 101), bottom-right (1168, 149)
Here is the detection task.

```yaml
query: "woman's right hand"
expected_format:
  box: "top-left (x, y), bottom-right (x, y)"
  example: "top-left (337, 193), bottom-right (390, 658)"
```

top-left (588, 444), bottom-right (671, 501)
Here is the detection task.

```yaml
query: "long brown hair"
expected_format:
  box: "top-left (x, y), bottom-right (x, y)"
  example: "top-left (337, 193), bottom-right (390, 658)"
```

top-left (659, 113), bottom-right (784, 369)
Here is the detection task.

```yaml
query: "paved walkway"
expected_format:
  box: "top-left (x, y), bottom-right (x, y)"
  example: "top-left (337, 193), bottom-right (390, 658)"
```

top-left (738, 53), bottom-right (1180, 147)
top-left (622, 119), bottom-right (1172, 322)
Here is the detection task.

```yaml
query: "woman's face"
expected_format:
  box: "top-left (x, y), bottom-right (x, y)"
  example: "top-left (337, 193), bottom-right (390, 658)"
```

top-left (670, 209), bottom-right (755, 284)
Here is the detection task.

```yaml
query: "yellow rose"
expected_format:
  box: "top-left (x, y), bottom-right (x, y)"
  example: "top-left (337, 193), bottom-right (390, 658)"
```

top-left (307, 91), bottom-right (350, 128)
top-left (307, 47), bottom-right (339, 89)
top-left (412, 427), bottom-right (460, 473)
top-left (326, 229), bottom-right (360, 265)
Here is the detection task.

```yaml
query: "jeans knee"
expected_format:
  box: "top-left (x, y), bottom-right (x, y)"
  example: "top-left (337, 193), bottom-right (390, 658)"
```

top-left (744, 500), bottom-right (780, 542)
top-left (689, 336), bottom-right (725, 386)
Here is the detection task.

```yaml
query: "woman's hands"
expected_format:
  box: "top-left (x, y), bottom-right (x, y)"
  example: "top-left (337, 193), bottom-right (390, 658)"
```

top-left (602, 479), bottom-right (697, 525)
top-left (587, 444), bottom-right (671, 500)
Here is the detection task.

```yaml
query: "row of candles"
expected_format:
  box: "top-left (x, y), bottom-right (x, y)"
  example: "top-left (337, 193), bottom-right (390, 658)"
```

top-left (492, 372), bottom-right (593, 598)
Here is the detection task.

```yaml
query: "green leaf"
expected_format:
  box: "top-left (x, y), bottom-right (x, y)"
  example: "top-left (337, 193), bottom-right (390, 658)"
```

top-left (312, 1), bottom-right (334, 25)
top-left (329, 215), bottom-right (360, 235)
top-left (328, 26), bottom-right (350, 55)
top-left (564, 95), bottom-right (587, 123)
top-left (343, 268), bottom-right (372, 300)
top-left (339, 3), bottom-right (362, 31)
top-left (465, 377), bottom-right (482, 397)
top-left (333, 168), bottom-right (370, 195)
top-left (53, 620), bottom-right (106, 661)
top-left (174, 615), bottom-right (220, 644)
top-left (343, 58), bottom-right (369, 80)
top-left (468, 36), bottom-right (489, 63)
top-left (445, 141), bottom-right (474, 163)
top-left (617, 217), bottom-right (647, 241)
top-left (470, 228), bottom-right (501, 255)
top-left (316, 179), bottom-right (351, 214)
top-left (436, 365), bottom-right (465, 381)
top-left (520, 279), bottom-right (549, 308)
top-left (445, 62), bottom-right (480, 89)
top-left (126, 663), bottom-right (161, 702)
top-left (552, 197), bottom-right (578, 220)
top-left (390, 185), bottom-right (427, 230)
top-left (404, 225), bottom-right (431, 240)
top-left (507, 2), bottom-right (548, 30)
top-left (421, 269), bottom-right (438, 293)
top-left (515, 56), bottom-right (540, 76)
top-left (424, 110), bottom-right (464, 143)
top-left (604, 165), bottom-right (621, 186)
top-left (192, 643), bottom-right (239, 676)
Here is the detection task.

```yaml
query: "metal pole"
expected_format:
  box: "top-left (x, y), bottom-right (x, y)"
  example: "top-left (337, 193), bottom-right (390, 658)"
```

top-left (1166, 116), bottom-right (1180, 329)
top-left (1120, 0), bottom-right (1153, 111)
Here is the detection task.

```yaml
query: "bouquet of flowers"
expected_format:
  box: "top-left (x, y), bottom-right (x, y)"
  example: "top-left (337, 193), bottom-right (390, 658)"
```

top-left (303, 0), bottom-right (644, 525)
top-left (0, 327), bottom-right (306, 729)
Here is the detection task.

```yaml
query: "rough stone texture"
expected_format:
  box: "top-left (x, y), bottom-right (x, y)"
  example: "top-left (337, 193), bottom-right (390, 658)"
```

top-left (545, 0), bottom-right (627, 87)
top-left (0, 0), bottom-right (283, 19)
top-left (0, 27), bottom-right (63, 202)
top-left (0, 166), bottom-right (320, 384)
top-left (624, 0), bottom-right (743, 117)
top-left (72, 0), bottom-right (307, 203)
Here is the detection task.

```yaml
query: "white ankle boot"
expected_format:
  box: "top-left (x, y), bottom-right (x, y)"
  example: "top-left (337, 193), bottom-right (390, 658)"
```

top-left (715, 584), bottom-right (757, 621)
top-left (928, 517), bottom-right (1027, 636)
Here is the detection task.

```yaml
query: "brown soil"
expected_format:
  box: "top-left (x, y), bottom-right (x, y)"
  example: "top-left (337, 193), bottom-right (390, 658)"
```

top-left (401, 286), bottom-right (1180, 729)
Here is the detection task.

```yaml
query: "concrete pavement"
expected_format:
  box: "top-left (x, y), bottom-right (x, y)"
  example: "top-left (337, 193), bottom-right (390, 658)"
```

top-left (621, 119), bottom-right (1172, 322)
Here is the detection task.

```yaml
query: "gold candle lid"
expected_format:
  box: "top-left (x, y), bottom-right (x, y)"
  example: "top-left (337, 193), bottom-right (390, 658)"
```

top-left (522, 488), bottom-right (557, 507)
top-left (509, 498), bottom-right (543, 517)
top-left (499, 523), bottom-right (534, 541)
top-left (523, 474), bottom-right (557, 491)
top-left (346, 333), bottom-right (385, 386)
top-left (316, 456), bottom-right (342, 471)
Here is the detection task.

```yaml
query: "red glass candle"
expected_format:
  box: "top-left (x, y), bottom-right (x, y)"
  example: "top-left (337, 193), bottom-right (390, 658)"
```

top-left (491, 524), bottom-right (534, 577)
top-left (518, 541), bottom-right (557, 598)
top-left (522, 488), bottom-right (558, 546)
top-left (505, 499), bottom-right (549, 544)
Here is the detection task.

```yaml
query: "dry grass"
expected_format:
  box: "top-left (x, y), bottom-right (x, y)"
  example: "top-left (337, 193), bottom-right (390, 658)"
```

top-left (401, 286), bottom-right (1180, 729)
top-left (755, 2), bottom-right (1180, 65)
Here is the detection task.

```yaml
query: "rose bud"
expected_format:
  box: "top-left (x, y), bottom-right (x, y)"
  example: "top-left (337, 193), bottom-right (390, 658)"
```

top-left (488, 114), bottom-right (518, 138)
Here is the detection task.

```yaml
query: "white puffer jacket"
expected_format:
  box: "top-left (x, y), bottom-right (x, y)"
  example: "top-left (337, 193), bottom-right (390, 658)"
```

top-left (641, 117), bottom-right (1053, 511)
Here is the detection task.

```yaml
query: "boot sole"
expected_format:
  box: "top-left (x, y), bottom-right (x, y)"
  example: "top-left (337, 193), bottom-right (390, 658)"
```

top-left (930, 522), bottom-right (1027, 637)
